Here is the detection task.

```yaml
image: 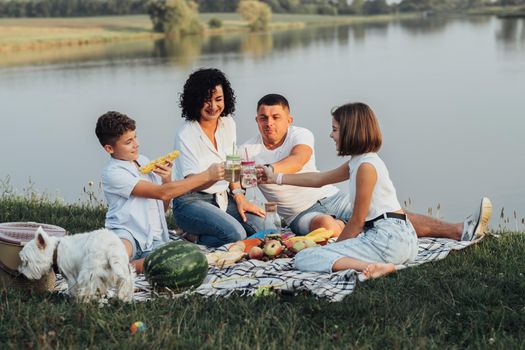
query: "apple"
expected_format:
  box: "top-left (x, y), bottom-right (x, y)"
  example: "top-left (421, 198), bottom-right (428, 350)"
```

top-left (292, 241), bottom-right (307, 253)
top-left (283, 239), bottom-right (294, 250)
top-left (263, 240), bottom-right (283, 257)
top-left (228, 241), bottom-right (246, 253)
top-left (248, 246), bottom-right (264, 260)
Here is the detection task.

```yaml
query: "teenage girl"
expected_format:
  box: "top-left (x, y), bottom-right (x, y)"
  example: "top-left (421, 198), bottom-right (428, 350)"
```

top-left (259, 102), bottom-right (418, 279)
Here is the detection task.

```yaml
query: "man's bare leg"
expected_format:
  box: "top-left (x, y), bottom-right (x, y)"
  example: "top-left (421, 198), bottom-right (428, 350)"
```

top-left (406, 212), bottom-right (462, 240)
top-left (332, 257), bottom-right (396, 279)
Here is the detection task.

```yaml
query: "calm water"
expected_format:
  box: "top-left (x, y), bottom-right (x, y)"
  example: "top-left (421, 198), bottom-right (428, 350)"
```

top-left (1, 16), bottom-right (524, 227)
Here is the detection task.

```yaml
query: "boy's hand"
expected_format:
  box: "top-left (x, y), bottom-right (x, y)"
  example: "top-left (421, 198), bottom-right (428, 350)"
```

top-left (153, 160), bottom-right (173, 184)
top-left (207, 162), bottom-right (225, 182)
top-left (256, 165), bottom-right (277, 184)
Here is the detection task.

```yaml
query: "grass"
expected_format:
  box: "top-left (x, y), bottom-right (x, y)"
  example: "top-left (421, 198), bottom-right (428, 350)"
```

top-left (0, 193), bottom-right (524, 349)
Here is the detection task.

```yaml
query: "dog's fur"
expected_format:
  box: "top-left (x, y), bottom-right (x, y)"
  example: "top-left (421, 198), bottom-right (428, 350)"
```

top-left (18, 227), bottom-right (134, 302)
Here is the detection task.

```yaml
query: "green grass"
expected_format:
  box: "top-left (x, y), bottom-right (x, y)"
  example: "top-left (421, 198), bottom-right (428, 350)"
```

top-left (0, 194), bottom-right (524, 348)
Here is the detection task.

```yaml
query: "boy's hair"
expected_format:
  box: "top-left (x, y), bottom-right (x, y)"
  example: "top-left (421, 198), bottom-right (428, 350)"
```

top-left (332, 102), bottom-right (382, 156)
top-left (179, 68), bottom-right (236, 121)
top-left (95, 111), bottom-right (136, 147)
top-left (257, 94), bottom-right (290, 112)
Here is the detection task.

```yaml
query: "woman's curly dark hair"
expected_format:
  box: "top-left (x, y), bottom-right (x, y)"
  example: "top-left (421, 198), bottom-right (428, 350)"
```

top-left (179, 68), bottom-right (236, 121)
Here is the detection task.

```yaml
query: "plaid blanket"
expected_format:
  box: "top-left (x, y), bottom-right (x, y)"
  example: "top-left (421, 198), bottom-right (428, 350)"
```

top-left (53, 236), bottom-right (479, 302)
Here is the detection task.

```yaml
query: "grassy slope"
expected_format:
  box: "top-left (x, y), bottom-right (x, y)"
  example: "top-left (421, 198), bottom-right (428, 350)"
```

top-left (0, 196), bottom-right (524, 349)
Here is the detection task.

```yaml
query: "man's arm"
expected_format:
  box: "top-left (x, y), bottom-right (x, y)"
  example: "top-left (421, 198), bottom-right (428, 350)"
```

top-left (270, 144), bottom-right (312, 174)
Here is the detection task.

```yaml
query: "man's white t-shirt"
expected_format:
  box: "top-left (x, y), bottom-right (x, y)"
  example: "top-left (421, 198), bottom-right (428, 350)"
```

top-left (173, 116), bottom-right (235, 194)
top-left (241, 126), bottom-right (339, 223)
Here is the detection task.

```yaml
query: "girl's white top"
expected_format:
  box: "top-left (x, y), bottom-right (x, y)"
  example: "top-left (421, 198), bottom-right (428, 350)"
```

top-left (348, 152), bottom-right (402, 221)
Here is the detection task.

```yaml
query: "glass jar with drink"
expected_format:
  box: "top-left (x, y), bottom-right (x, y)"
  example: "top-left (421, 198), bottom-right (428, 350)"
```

top-left (224, 155), bottom-right (241, 183)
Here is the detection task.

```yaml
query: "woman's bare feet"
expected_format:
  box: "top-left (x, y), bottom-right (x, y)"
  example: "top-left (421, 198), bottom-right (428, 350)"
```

top-left (363, 263), bottom-right (396, 279)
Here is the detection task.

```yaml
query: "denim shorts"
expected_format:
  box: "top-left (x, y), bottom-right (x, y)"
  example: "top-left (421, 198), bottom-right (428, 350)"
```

top-left (294, 218), bottom-right (419, 273)
top-left (113, 229), bottom-right (167, 261)
top-left (289, 191), bottom-right (353, 235)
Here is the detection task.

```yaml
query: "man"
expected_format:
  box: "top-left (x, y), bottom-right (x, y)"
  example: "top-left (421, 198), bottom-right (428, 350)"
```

top-left (241, 94), bottom-right (492, 240)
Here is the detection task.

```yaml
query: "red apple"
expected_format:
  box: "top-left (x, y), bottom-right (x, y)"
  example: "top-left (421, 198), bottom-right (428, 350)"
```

top-left (263, 240), bottom-right (283, 257)
top-left (249, 246), bottom-right (264, 260)
top-left (283, 239), bottom-right (294, 250)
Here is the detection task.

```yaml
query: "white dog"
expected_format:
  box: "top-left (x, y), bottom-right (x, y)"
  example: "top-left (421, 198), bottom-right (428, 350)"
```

top-left (18, 226), bottom-right (135, 302)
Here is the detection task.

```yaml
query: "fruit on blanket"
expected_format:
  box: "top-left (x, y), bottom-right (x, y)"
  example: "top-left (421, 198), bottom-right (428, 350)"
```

top-left (241, 238), bottom-right (263, 253)
top-left (139, 150), bottom-right (180, 174)
top-left (292, 241), bottom-right (307, 253)
top-left (249, 246), bottom-right (264, 260)
top-left (303, 239), bottom-right (317, 248)
top-left (263, 240), bottom-right (283, 257)
top-left (283, 239), bottom-right (294, 250)
top-left (143, 241), bottom-right (207, 292)
top-left (228, 241), bottom-right (246, 253)
top-left (305, 228), bottom-right (334, 242)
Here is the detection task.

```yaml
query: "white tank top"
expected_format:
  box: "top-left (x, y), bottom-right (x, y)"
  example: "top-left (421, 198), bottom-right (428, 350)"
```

top-left (348, 153), bottom-right (401, 221)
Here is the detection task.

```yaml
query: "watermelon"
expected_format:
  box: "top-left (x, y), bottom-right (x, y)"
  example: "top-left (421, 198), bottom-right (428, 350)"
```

top-left (143, 241), bottom-right (208, 292)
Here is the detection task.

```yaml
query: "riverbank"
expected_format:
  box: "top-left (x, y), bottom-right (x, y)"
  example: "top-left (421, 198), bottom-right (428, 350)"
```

top-left (0, 194), bottom-right (524, 348)
top-left (0, 13), bottom-right (416, 55)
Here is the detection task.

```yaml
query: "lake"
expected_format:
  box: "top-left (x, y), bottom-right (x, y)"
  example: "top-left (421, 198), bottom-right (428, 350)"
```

top-left (0, 15), bottom-right (523, 228)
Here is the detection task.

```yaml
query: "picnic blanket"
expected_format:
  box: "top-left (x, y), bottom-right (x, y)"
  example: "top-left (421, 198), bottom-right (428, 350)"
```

top-left (53, 235), bottom-right (480, 302)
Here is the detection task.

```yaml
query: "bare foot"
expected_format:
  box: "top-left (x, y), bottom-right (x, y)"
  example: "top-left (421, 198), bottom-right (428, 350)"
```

top-left (363, 263), bottom-right (396, 280)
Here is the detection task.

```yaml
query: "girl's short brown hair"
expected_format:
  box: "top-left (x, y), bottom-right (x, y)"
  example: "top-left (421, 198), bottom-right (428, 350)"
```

top-left (332, 102), bottom-right (382, 156)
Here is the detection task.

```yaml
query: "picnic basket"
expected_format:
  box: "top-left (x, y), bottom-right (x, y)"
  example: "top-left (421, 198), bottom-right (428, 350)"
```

top-left (0, 222), bottom-right (67, 292)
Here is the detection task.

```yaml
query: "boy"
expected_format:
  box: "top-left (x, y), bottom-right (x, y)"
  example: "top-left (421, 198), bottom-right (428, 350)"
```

top-left (95, 111), bottom-right (224, 273)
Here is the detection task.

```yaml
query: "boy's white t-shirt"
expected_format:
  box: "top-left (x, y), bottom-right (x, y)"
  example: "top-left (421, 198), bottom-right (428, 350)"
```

top-left (102, 155), bottom-right (169, 251)
top-left (173, 117), bottom-right (235, 194)
top-left (241, 126), bottom-right (339, 223)
top-left (348, 153), bottom-right (402, 221)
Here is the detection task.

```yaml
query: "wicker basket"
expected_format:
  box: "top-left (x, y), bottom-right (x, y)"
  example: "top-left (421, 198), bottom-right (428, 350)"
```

top-left (0, 222), bottom-right (67, 292)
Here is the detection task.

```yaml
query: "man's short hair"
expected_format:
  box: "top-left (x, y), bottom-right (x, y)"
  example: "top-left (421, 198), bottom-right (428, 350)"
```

top-left (257, 94), bottom-right (290, 112)
top-left (95, 111), bottom-right (136, 147)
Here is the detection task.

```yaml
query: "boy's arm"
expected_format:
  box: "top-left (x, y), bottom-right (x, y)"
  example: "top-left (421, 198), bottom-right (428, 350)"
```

top-left (131, 163), bottom-right (224, 202)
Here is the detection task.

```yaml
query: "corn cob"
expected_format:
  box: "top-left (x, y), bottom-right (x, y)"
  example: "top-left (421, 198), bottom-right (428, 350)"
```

top-left (139, 150), bottom-right (180, 174)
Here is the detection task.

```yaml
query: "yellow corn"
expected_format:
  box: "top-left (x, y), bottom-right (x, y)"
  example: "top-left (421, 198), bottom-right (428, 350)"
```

top-left (139, 150), bottom-right (180, 174)
top-left (305, 228), bottom-right (334, 242)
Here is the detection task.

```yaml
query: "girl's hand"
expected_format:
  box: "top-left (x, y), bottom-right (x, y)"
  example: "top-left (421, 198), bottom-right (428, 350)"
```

top-left (256, 165), bottom-right (277, 184)
top-left (153, 160), bottom-right (173, 184)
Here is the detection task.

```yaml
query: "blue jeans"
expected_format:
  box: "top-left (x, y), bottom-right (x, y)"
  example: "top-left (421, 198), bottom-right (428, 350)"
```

top-left (172, 192), bottom-right (265, 247)
top-left (294, 218), bottom-right (419, 273)
top-left (289, 191), bottom-right (353, 235)
top-left (112, 229), bottom-right (167, 261)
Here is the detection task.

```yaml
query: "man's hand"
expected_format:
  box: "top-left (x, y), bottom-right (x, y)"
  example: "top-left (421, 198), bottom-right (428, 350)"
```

top-left (207, 162), bottom-right (225, 182)
top-left (256, 165), bottom-right (277, 184)
top-left (234, 195), bottom-right (265, 222)
top-left (153, 160), bottom-right (173, 184)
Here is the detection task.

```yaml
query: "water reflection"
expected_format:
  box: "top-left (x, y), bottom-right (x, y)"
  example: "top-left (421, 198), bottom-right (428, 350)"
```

top-left (496, 19), bottom-right (525, 49)
top-left (1, 16), bottom-right (524, 69)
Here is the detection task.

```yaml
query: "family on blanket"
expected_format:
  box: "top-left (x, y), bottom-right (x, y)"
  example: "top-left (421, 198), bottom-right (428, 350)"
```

top-left (94, 67), bottom-right (493, 280)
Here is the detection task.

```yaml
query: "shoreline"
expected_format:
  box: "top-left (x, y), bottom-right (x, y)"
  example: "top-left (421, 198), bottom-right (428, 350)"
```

top-left (0, 13), bottom-right (416, 56)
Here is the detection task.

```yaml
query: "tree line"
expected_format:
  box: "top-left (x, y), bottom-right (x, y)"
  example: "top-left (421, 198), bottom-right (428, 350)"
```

top-left (0, 0), bottom-right (523, 18)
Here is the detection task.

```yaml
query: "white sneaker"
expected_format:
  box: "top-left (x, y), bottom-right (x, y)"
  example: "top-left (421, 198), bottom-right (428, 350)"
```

top-left (461, 197), bottom-right (493, 241)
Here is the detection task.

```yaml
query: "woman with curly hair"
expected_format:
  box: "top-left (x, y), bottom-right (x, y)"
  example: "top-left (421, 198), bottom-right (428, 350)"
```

top-left (172, 68), bottom-right (265, 247)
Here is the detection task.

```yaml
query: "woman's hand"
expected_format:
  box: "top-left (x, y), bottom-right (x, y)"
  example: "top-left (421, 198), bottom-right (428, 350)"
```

top-left (207, 162), bottom-right (225, 182)
top-left (256, 165), bottom-right (277, 184)
top-left (234, 195), bottom-right (265, 222)
top-left (153, 161), bottom-right (173, 184)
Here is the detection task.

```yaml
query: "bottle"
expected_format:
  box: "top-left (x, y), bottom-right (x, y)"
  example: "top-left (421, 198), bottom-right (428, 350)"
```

top-left (240, 160), bottom-right (257, 189)
top-left (263, 202), bottom-right (281, 238)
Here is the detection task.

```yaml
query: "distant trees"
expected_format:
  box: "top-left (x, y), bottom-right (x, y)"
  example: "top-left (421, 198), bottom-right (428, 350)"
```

top-left (147, 0), bottom-right (203, 35)
top-left (237, 0), bottom-right (272, 31)
top-left (0, 0), bottom-right (147, 18)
